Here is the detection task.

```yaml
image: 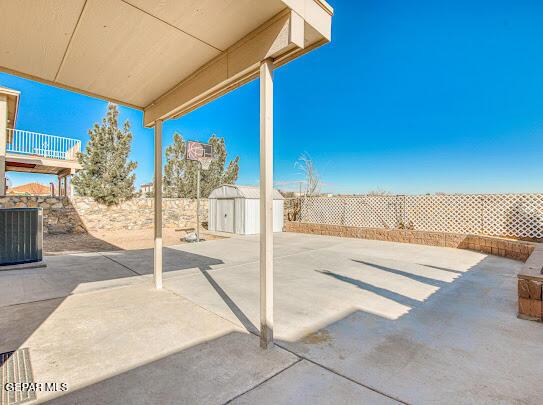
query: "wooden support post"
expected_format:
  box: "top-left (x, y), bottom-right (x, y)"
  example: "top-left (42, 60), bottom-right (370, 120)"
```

top-left (67, 175), bottom-right (73, 198)
top-left (154, 119), bottom-right (163, 289)
top-left (259, 58), bottom-right (274, 349)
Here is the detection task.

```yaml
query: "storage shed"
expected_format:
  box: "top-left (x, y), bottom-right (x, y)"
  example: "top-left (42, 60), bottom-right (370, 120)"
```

top-left (208, 185), bottom-right (284, 234)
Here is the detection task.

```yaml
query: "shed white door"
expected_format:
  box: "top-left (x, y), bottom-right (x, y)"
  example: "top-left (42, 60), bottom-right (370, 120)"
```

top-left (216, 199), bottom-right (235, 233)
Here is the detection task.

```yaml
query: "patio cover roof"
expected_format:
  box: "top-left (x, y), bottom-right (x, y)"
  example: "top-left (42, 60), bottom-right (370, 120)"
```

top-left (0, 0), bottom-right (332, 127)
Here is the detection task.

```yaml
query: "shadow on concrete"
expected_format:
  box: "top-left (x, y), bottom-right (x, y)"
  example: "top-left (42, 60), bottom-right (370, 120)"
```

top-left (274, 254), bottom-right (541, 404)
top-left (351, 259), bottom-right (448, 288)
top-left (199, 269), bottom-right (259, 334)
top-left (415, 263), bottom-right (465, 274)
top-left (0, 247), bottom-right (226, 367)
top-left (102, 247), bottom-right (224, 275)
top-left (316, 269), bottom-right (421, 308)
top-left (42, 332), bottom-right (294, 405)
top-left (2, 234), bottom-right (538, 404)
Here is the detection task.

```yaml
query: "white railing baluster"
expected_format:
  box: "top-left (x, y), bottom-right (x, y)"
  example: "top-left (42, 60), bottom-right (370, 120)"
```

top-left (5, 128), bottom-right (79, 161)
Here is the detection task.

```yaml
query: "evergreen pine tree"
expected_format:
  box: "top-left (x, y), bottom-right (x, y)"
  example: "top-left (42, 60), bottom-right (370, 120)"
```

top-left (72, 103), bottom-right (137, 205)
top-left (163, 133), bottom-right (239, 198)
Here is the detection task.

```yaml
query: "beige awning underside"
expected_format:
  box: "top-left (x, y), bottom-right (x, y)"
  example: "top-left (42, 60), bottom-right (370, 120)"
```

top-left (0, 0), bottom-right (332, 126)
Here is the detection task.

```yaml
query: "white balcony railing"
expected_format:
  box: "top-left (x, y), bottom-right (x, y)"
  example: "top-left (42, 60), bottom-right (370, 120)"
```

top-left (6, 128), bottom-right (81, 161)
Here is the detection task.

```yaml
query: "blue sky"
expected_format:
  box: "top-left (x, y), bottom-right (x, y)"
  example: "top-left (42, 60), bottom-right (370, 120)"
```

top-left (3, 0), bottom-right (543, 194)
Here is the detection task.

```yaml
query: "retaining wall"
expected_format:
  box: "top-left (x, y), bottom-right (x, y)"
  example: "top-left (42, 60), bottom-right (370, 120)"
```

top-left (284, 221), bottom-right (535, 261)
top-left (518, 244), bottom-right (543, 321)
top-left (0, 196), bottom-right (207, 234)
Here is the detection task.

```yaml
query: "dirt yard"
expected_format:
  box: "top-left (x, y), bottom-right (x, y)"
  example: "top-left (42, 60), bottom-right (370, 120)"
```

top-left (44, 228), bottom-right (225, 255)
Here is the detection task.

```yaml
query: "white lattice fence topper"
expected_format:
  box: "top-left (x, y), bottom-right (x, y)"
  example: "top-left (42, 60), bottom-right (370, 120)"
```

top-left (296, 194), bottom-right (543, 239)
top-left (482, 194), bottom-right (543, 238)
top-left (300, 196), bottom-right (405, 229)
top-left (404, 194), bottom-right (483, 234)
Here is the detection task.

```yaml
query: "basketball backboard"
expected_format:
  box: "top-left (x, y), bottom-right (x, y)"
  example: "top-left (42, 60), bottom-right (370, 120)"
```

top-left (186, 141), bottom-right (213, 161)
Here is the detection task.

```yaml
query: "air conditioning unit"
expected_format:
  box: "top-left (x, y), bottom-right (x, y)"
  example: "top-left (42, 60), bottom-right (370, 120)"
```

top-left (0, 208), bottom-right (43, 266)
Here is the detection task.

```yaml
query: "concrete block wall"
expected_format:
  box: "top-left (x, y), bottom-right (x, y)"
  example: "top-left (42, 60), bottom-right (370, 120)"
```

top-left (518, 244), bottom-right (543, 321)
top-left (460, 234), bottom-right (535, 262)
top-left (284, 222), bottom-right (535, 261)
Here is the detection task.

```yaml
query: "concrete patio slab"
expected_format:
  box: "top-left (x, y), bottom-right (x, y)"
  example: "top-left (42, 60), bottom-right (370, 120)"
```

top-left (101, 245), bottom-right (226, 278)
top-left (163, 234), bottom-right (487, 340)
top-left (0, 253), bottom-right (143, 307)
top-left (232, 360), bottom-right (400, 405)
top-left (99, 232), bottom-right (348, 279)
top-left (0, 283), bottom-right (298, 404)
top-left (1, 233), bottom-right (542, 404)
top-left (48, 332), bottom-right (298, 405)
top-left (160, 234), bottom-right (543, 404)
top-left (286, 255), bottom-right (543, 404)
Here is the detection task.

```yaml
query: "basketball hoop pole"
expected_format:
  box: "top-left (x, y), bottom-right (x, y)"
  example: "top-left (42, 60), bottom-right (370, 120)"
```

top-left (196, 161), bottom-right (201, 242)
top-left (186, 140), bottom-right (212, 243)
